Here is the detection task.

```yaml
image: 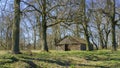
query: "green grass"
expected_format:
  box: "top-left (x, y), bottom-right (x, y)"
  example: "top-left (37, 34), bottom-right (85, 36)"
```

top-left (0, 50), bottom-right (120, 68)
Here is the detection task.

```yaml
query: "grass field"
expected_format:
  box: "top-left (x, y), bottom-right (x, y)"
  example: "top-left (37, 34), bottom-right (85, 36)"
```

top-left (0, 50), bottom-right (120, 68)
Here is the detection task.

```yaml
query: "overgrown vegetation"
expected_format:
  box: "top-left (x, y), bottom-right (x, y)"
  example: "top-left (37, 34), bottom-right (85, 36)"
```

top-left (0, 50), bottom-right (120, 68)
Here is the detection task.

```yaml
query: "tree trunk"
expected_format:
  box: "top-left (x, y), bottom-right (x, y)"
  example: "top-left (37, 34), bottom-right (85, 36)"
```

top-left (75, 24), bottom-right (80, 37)
top-left (81, 0), bottom-right (92, 51)
top-left (111, 0), bottom-right (117, 51)
top-left (104, 30), bottom-right (110, 49)
top-left (98, 26), bottom-right (104, 49)
top-left (111, 23), bottom-right (117, 51)
top-left (84, 25), bottom-right (91, 51)
top-left (104, 38), bottom-right (108, 49)
top-left (12, 0), bottom-right (21, 54)
top-left (41, 0), bottom-right (48, 52)
top-left (6, 29), bottom-right (9, 50)
top-left (90, 33), bottom-right (99, 50)
top-left (52, 23), bottom-right (61, 47)
top-left (33, 29), bottom-right (36, 49)
top-left (41, 23), bottom-right (48, 51)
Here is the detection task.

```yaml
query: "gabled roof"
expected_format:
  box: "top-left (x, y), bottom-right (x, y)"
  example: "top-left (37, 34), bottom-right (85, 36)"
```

top-left (58, 36), bottom-right (86, 45)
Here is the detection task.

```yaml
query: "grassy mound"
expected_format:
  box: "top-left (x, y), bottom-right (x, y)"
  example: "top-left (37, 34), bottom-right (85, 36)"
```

top-left (0, 50), bottom-right (120, 68)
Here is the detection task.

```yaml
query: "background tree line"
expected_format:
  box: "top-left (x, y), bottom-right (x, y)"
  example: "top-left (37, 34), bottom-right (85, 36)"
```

top-left (0, 0), bottom-right (120, 54)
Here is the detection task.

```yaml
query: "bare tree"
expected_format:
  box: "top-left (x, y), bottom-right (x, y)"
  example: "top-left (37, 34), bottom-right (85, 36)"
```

top-left (103, 0), bottom-right (120, 51)
top-left (81, 0), bottom-right (92, 51)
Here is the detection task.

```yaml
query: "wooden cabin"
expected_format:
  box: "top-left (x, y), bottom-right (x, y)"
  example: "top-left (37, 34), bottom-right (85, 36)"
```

top-left (56, 36), bottom-right (88, 51)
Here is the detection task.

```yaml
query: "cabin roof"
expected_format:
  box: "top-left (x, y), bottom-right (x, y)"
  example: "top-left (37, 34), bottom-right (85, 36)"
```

top-left (58, 36), bottom-right (86, 45)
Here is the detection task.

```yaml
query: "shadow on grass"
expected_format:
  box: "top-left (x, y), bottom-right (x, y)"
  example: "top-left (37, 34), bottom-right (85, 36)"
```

top-left (0, 60), bottom-right (14, 65)
top-left (36, 58), bottom-right (110, 68)
top-left (20, 56), bottom-right (109, 68)
top-left (0, 57), bottom-right (18, 65)
top-left (110, 58), bottom-right (120, 61)
top-left (20, 56), bottom-right (69, 66)
top-left (21, 60), bottom-right (41, 68)
top-left (77, 64), bottom-right (109, 68)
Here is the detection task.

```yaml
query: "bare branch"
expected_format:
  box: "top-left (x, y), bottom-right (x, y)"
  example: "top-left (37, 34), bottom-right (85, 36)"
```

top-left (21, 0), bottom-right (42, 14)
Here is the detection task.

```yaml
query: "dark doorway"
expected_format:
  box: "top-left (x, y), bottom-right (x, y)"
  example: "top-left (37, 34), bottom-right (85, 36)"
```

top-left (80, 44), bottom-right (86, 50)
top-left (65, 44), bottom-right (69, 51)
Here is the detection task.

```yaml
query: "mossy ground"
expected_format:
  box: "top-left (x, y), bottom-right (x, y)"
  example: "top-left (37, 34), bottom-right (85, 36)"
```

top-left (0, 50), bottom-right (120, 68)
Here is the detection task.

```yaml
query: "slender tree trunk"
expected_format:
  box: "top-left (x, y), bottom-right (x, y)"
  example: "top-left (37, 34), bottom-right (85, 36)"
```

top-left (97, 26), bottom-right (104, 49)
top-left (75, 24), bottom-right (80, 37)
top-left (33, 29), bottom-right (36, 49)
top-left (12, 0), bottom-right (21, 54)
top-left (111, 0), bottom-right (117, 51)
top-left (91, 39), bottom-right (98, 50)
top-left (6, 29), bottom-right (9, 50)
top-left (104, 31), bottom-right (110, 49)
top-left (84, 28), bottom-right (91, 51)
top-left (36, 13), bottom-right (42, 49)
top-left (106, 0), bottom-right (117, 50)
top-left (104, 37), bottom-right (108, 49)
top-left (83, 24), bottom-right (92, 51)
top-left (81, 0), bottom-right (92, 51)
top-left (111, 23), bottom-right (117, 51)
top-left (90, 29), bottom-right (98, 50)
top-left (104, 17), bottom-right (110, 49)
top-left (52, 23), bottom-right (61, 47)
